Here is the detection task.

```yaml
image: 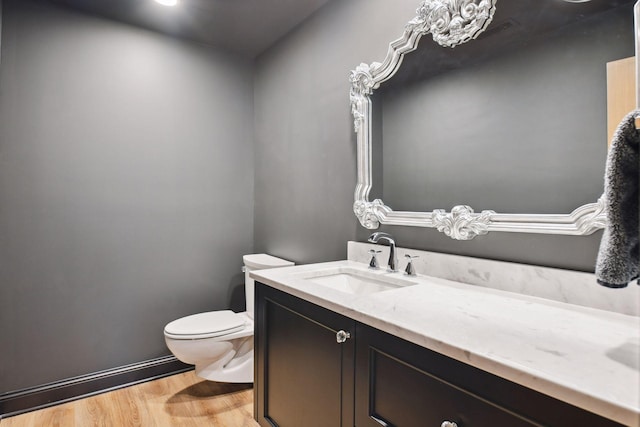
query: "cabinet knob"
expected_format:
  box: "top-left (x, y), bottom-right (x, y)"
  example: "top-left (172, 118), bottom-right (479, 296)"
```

top-left (336, 330), bottom-right (351, 343)
top-left (441, 422), bottom-right (458, 427)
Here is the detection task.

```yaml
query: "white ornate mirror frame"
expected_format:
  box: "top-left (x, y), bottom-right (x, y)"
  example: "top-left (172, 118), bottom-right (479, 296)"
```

top-left (349, 0), bottom-right (608, 240)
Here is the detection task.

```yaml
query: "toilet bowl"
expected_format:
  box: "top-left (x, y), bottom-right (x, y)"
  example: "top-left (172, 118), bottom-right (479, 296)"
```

top-left (164, 254), bottom-right (293, 383)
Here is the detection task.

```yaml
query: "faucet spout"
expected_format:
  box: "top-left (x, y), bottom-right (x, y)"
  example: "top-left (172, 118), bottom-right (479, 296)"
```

top-left (367, 232), bottom-right (398, 272)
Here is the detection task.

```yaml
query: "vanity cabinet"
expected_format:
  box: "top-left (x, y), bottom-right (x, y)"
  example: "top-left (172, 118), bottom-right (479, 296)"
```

top-left (255, 283), bottom-right (624, 427)
top-left (254, 283), bottom-right (355, 427)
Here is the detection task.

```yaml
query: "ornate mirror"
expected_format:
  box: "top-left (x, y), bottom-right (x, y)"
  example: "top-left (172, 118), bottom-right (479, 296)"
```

top-left (350, 0), bottom-right (635, 240)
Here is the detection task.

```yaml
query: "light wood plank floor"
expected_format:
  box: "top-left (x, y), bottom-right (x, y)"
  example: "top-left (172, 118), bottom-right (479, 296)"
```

top-left (1, 371), bottom-right (260, 427)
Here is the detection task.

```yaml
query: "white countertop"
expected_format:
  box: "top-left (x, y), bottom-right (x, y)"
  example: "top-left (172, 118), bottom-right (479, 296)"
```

top-left (251, 260), bottom-right (640, 427)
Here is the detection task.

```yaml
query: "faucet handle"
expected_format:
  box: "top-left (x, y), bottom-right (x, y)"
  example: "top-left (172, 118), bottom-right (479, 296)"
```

top-left (404, 254), bottom-right (418, 276)
top-left (368, 249), bottom-right (382, 269)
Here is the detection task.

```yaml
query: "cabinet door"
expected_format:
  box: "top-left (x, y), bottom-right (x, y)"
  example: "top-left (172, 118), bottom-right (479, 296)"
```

top-left (355, 324), bottom-right (624, 427)
top-left (255, 283), bottom-right (355, 427)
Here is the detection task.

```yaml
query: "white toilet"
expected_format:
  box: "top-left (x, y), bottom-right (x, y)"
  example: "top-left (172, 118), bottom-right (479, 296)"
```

top-left (164, 254), bottom-right (293, 383)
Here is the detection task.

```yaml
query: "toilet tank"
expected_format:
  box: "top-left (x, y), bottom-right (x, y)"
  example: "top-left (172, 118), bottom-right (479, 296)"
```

top-left (243, 254), bottom-right (293, 319)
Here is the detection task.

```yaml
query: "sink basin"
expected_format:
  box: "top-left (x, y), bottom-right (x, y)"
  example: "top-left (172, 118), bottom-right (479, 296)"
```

top-left (297, 267), bottom-right (417, 295)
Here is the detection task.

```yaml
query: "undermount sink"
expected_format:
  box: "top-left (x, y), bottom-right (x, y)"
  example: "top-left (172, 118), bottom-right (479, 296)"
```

top-left (297, 267), bottom-right (417, 295)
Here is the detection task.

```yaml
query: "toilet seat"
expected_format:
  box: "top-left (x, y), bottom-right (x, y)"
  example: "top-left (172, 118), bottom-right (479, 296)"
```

top-left (164, 310), bottom-right (247, 340)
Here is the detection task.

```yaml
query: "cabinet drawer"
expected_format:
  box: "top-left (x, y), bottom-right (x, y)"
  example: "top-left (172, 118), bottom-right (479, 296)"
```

top-left (364, 348), bottom-right (535, 426)
top-left (355, 324), bottom-right (624, 427)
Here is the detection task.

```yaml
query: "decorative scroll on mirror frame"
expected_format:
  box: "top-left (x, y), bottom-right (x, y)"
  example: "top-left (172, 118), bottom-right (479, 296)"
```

top-left (349, 0), bottom-right (610, 241)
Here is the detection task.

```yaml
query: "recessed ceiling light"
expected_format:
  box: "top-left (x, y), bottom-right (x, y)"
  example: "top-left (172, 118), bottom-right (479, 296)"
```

top-left (155, 0), bottom-right (179, 6)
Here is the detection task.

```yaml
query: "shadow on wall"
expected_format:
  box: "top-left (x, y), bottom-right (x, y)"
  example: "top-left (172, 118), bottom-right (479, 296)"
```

top-left (227, 273), bottom-right (246, 313)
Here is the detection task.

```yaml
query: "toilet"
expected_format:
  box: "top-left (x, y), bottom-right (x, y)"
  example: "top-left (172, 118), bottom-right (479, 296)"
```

top-left (164, 254), bottom-right (293, 383)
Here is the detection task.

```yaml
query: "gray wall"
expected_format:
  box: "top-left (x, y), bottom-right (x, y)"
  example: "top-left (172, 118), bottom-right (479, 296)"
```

top-left (254, 0), bottom-right (419, 264)
top-left (254, 0), bottom-right (612, 271)
top-left (0, 0), bottom-right (254, 393)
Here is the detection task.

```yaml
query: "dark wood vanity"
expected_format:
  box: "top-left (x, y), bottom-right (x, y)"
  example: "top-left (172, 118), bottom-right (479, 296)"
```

top-left (254, 283), bottom-right (625, 427)
top-left (255, 282), bottom-right (355, 427)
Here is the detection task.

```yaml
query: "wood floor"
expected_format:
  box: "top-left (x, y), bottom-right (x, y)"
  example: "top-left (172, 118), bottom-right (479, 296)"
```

top-left (1, 371), bottom-right (260, 427)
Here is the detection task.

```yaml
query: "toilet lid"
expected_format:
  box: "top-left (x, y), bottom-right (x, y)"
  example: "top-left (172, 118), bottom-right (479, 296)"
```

top-left (164, 310), bottom-right (246, 339)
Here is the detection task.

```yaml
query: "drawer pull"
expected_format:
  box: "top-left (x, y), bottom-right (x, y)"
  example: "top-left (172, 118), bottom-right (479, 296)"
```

top-left (441, 422), bottom-right (458, 427)
top-left (336, 330), bottom-right (351, 343)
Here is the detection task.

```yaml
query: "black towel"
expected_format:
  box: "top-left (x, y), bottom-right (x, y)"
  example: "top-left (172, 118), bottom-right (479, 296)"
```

top-left (595, 109), bottom-right (639, 288)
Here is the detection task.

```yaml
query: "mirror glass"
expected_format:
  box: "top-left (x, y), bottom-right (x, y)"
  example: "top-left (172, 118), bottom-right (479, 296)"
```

top-left (372, 0), bottom-right (634, 215)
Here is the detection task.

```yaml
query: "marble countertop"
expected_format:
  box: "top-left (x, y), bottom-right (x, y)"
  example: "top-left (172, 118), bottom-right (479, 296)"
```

top-left (251, 260), bottom-right (640, 427)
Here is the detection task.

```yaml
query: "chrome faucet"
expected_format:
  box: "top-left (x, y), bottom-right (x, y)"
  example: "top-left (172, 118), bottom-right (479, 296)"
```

top-left (368, 232), bottom-right (398, 272)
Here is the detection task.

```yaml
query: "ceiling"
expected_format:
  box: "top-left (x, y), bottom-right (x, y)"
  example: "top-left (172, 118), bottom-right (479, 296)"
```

top-left (49, 0), bottom-right (333, 58)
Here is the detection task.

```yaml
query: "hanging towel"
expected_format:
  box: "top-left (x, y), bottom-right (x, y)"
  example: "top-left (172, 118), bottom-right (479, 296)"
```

top-left (596, 109), bottom-right (639, 288)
